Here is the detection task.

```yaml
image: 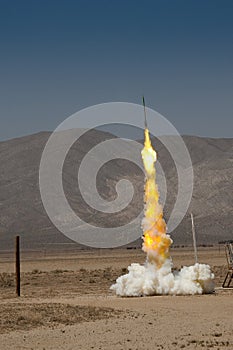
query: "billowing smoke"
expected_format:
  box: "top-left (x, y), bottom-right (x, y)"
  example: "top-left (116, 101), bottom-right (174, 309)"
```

top-left (111, 127), bottom-right (214, 296)
top-left (111, 261), bottom-right (214, 296)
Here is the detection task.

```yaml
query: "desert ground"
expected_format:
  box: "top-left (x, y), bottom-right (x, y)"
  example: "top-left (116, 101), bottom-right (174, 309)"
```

top-left (0, 246), bottom-right (232, 350)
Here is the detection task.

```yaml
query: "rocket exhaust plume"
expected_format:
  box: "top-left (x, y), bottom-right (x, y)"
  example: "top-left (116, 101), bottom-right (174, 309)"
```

top-left (111, 99), bottom-right (215, 296)
top-left (141, 125), bottom-right (172, 267)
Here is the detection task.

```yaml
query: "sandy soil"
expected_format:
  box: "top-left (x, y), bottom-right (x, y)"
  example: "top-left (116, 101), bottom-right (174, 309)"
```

top-left (0, 247), bottom-right (232, 350)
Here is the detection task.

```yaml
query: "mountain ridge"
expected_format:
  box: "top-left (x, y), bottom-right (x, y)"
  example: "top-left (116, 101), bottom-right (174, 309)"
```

top-left (0, 130), bottom-right (232, 251)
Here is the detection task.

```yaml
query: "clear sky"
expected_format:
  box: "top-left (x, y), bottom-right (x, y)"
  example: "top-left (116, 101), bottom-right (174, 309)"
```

top-left (0, 0), bottom-right (232, 140)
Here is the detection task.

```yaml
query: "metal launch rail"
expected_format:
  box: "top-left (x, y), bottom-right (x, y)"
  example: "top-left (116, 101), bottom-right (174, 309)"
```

top-left (222, 241), bottom-right (233, 288)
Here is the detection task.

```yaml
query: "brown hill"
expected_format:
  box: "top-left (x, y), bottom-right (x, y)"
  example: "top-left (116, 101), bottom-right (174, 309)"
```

top-left (0, 130), bottom-right (232, 251)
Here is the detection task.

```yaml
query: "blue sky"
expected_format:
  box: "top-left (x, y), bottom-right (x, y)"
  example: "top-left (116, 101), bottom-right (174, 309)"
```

top-left (0, 0), bottom-right (232, 140)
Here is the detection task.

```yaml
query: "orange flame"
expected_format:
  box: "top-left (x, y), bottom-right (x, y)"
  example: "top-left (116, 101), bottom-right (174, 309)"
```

top-left (141, 128), bottom-right (172, 267)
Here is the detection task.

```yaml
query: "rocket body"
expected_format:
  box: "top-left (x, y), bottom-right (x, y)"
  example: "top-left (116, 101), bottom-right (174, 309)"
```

top-left (142, 96), bottom-right (148, 129)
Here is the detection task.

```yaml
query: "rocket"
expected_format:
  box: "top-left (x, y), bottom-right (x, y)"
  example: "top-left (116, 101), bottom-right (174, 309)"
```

top-left (142, 96), bottom-right (148, 129)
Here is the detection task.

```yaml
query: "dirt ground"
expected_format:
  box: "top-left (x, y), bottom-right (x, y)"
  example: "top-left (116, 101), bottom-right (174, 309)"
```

top-left (0, 247), bottom-right (232, 350)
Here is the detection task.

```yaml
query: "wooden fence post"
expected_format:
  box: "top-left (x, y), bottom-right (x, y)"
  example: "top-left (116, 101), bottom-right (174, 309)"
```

top-left (15, 235), bottom-right (20, 296)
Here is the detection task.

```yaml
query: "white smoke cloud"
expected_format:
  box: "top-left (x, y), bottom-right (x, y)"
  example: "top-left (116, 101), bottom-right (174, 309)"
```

top-left (110, 261), bottom-right (215, 296)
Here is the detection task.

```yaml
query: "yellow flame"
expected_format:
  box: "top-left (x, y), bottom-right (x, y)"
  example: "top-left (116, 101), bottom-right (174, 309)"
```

top-left (141, 128), bottom-right (172, 267)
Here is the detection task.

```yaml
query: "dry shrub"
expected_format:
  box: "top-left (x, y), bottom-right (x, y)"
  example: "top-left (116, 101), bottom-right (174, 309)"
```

top-left (0, 273), bottom-right (14, 288)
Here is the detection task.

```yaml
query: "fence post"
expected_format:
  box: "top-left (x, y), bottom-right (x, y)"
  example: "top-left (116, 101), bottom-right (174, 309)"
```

top-left (15, 235), bottom-right (20, 296)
